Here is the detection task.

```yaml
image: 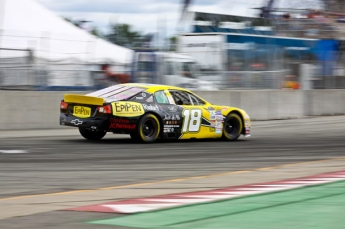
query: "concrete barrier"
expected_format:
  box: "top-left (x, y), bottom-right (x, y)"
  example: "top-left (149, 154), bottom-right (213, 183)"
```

top-left (198, 90), bottom-right (305, 120)
top-left (0, 91), bottom-right (83, 130)
top-left (0, 90), bottom-right (344, 130)
top-left (304, 90), bottom-right (345, 116)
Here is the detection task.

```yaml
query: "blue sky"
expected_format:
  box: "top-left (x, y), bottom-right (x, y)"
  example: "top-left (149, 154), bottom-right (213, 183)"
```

top-left (36, 0), bottom-right (323, 36)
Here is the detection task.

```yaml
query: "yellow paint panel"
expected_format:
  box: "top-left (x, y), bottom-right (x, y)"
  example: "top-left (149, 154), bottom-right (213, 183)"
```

top-left (64, 94), bottom-right (104, 106)
top-left (179, 126), bottom-right (217, 139)
top-left (112, 102), bottom-right (144, 117)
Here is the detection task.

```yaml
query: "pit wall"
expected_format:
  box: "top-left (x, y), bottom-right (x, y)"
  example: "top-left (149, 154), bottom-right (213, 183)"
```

top-left (0, 90), bottom-right (344, 130)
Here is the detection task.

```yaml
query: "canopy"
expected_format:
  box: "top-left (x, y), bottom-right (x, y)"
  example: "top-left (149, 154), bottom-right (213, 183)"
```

top-left (0, 0), bottom-right (133, 64)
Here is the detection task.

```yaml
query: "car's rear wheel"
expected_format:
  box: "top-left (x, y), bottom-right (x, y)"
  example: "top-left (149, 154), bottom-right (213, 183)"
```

top-left (222, 113), bottom-right (243, 141)
top-left (79, 127), bottom-right (106, 140)
top-left (134, 114), bottom-right (160, 143)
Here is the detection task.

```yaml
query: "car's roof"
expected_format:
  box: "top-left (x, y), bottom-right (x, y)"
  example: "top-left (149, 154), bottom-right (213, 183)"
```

top-left (121, 83), bottom-right (191, 93)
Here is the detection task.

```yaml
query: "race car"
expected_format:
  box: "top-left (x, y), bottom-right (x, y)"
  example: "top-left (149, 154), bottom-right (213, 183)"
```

top-left (60, 83), bottom-right (251, 143)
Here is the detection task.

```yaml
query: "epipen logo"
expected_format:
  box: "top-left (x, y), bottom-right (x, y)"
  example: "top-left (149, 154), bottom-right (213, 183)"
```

top-left (71, 119), bottom-right (83, 125)
top-left (111, 102), bottom-right (145, 117)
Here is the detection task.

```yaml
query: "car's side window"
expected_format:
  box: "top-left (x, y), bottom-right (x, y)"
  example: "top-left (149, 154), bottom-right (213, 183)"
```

top-left (188, 93), bottom-right (206, 106)
top-left (154, 91), bottom-right (170, 104)
top-left (169, 90), bottom-right (192, 105)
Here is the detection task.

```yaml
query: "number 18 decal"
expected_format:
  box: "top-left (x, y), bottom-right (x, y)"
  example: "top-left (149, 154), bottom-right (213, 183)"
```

top-left (182, 109), bottom-right (202, 133)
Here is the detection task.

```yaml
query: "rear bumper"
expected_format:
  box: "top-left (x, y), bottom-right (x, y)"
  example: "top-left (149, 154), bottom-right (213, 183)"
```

top-left (60, 114), bottom-right (109, 130)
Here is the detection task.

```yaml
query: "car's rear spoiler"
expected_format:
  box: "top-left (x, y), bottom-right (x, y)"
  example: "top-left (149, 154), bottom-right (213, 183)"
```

top-left (64, 94), bottom-right (105, 106)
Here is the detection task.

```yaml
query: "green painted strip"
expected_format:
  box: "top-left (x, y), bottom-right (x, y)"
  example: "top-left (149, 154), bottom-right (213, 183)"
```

top-left (89, 180), bottom-right (345, 229)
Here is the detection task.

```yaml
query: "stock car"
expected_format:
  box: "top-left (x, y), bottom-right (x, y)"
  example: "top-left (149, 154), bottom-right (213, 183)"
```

top-left (60, 84), bottom-right (251, 143)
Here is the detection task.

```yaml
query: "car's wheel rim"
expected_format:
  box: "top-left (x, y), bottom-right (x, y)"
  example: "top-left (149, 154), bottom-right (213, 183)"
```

top-left (225, 117), bottom-right (240, 136)
top-left (142, 118), bottom-right (156, 138)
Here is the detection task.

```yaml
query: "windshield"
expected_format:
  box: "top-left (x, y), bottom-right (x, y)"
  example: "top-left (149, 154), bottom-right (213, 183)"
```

top-left (87, 85), bottom-right (145, 101)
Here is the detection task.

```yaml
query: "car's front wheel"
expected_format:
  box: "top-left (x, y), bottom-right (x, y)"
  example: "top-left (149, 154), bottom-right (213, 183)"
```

top-left (222, 113), bottom-right (243, 141)
top-left (79, 127), bottom-right (106, 140)
top-left (133, 114), bottom-right (160, 143)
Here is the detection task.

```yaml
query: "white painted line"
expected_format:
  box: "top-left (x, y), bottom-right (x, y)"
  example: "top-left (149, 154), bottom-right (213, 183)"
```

top-left (176, 194), bottom-right (239, 200)
top-left (252, 184), bottom-right (302, 187)
top-left (280, 180), bottom-right (328, 184)
top-left (235, 187), bottom-right (293, 192)
top-left (145, 198), bottom-right (213, 204)
top-left (215, 191), bottom-right (263, 195)
top-left (102, 203), bottom-right (180, 213)
top-left (0, 150), bottom-right (28, 154)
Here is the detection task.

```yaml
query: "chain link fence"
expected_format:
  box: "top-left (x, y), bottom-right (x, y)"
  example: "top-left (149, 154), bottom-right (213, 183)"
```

top-left (0, 48), bottom-right (129, 90)
top-left (1, 48), bottom-right (345, 90)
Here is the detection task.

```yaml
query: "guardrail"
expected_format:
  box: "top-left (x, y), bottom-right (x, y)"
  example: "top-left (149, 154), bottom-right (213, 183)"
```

top-left (0, 90), bottom-right (344, 130)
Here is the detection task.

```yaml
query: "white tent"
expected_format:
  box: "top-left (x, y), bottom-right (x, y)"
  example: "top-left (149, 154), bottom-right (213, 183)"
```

top-left (0, 0), bottom-right (133, 64)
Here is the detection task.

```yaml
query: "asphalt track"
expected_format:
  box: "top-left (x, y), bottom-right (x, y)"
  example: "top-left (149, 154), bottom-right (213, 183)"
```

top-left (0, 116), bottom-right (344, 228)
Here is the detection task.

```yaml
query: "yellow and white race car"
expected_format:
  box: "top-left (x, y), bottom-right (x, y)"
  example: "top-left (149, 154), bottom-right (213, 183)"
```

top-left (60, 84), bottom-right (251, 143)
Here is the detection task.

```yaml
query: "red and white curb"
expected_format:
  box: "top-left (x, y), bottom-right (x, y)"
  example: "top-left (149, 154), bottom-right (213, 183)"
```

top-left (67, 170), bottom-right (345, 214)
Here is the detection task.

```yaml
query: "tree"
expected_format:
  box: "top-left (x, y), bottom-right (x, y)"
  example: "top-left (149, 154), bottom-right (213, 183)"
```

top-left (90, 27), bottom-right (103, 38)
top-left (169, 36), bottom-right (177, 51)
top-left (106, 23), bottom-right (143, 48)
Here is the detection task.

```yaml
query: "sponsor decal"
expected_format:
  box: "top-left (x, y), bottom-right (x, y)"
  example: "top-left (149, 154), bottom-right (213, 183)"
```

top-left (135, 92), bottom-right (149, 100)
top-left (143, 104), bottom-right (160, 111)
top-left (167, 106), bottom-right (178, 112)
top-left (110, 123), bottom-right (136, 129)
top-left (163, 127), bottom-right (175, 133)
top-left (110, 118), bottom-right (129, 123)
top-left (210, 120), bottom-right (216, 127)
top-left (216, 130), bottom-right (222, 134)
top-left (215, 110), bottom-right (222, 115)
top-left (164, 114), bottom-right (181, 121)
top-left (112, 102), bottom-right (144, 117)
top-left (245, 127), bottom-right (250, 134)
top-left (109, 118), bottom-right (136, 129)
top-left (166, 121), bottom-right (178, 125)
top-left (222, 107), bottom-right (228, 111)
top-left (216, 122), bottom-right (223, 129)
top-left (209, 127), bottom-right (215, 132)
top-left (164, 125), bottom-right (179, 128)
top-left (73, 106), bottom-right (91, 118)
top-left (215, 115), bottom-right (224, 121)
top-left (71, 119), bottom-right (83, 125)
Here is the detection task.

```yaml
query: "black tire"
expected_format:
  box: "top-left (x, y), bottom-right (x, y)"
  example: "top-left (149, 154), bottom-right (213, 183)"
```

top-left (222, 113), bottom-right (243, 141)
top-left (79, 127), bottom-right (106, 140)
top-left (136, 114), bottom-right (160, 143)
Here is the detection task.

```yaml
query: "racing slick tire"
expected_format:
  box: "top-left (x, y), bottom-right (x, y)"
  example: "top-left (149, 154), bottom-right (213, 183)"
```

top-left (134, 113), bottom-right (160, 143)
top-left (79, 127), bottom-right (106, 140)
top-left (222, 113), bottom-right (243, 141)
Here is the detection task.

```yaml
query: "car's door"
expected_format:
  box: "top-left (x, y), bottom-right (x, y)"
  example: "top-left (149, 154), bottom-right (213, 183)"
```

top-left (169, 90), bottom-right (221, 139)
top-left (151, 90), bottom-right (184, 139)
